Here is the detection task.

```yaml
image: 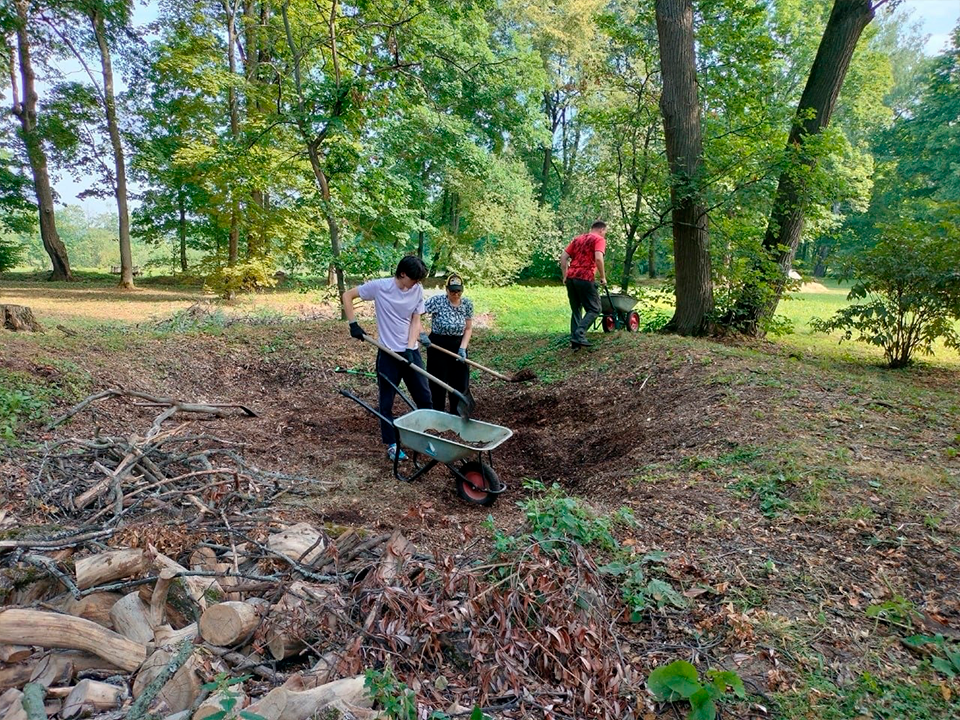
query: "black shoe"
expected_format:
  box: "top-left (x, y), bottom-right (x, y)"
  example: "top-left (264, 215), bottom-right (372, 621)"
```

top-left (572, 339), bottom-right (593, 348)
top-left (571, 342), bottom-right (580, 351)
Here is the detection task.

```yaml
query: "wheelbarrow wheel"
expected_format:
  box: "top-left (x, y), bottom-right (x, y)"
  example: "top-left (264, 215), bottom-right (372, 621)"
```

top-left (601, 314), bottom-right (616, 333)
top-left (455, 461), bottom-right (501, 506)
top-left (626, 310), bottom-right (640, 332)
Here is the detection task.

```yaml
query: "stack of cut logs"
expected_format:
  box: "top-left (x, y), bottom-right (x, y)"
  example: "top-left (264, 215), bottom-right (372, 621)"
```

top-left (0, 523), bottom-right (400, 720)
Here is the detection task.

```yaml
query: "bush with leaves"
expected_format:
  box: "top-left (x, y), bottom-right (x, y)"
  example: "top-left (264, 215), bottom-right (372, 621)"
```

top-left (202, 258), bottom-right (278, 299)
top-left (647, 660), bottom-right (746, 720)
top-left (812, 217), bottom-right (960, 368)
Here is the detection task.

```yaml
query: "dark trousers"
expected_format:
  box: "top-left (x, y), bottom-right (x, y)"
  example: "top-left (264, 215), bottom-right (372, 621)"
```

top-left (566, 278), bottom-right (601, 344)
top-left (426, 333), bottom-right (469, 414)
top-left (376, 349), bottom-right (432, 444)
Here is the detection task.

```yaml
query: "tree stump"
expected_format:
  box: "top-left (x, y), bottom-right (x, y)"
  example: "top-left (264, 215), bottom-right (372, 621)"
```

top-left (0, 305), bottom-right (41, 332)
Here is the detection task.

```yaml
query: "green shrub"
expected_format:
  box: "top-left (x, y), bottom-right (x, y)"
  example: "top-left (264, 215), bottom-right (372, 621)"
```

top-left (647, 660), bottom-right (746, 720)
top-left (812, 218), bottom-right (960, 368)
top-left (0, 372), bottom-right (49, 442)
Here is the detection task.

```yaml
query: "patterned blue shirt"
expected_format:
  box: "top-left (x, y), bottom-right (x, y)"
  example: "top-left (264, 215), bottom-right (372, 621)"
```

top-left (425, 294), bottom-right (473, 336)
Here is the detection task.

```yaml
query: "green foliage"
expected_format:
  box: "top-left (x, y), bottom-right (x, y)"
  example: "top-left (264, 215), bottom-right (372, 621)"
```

top-left (364, 667), bottom-right (486, 720)
top-left (199, 674), bottom-right (263, 720)
top-left (516, 480), bottom-right (618, 554)
top-left (0, 235), bottom-right (23, 272)
top-left (731, 474), bottom-right (791, 518)
top-left (866, 595), bottom-right (918, 629)
top-left (903, 634), bottom-right (960, 679)
top-left (598, 553), bottom-right (687, 620)
top-left (202, 259), bottom-right (277, 299)
top-left (0, 372), bottom-right (50, 444)
top-left (647, 660), bottom-right (746, 720)
top-left (811, 216), bottom-right (960, 368)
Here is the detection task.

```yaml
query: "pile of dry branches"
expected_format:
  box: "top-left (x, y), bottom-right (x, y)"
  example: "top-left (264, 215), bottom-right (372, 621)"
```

top-left (1, 521), bottom-right (637, 720)
top-left (0, 389), bottom-right (641, 719)
top-left (19, 389), bottom-right (329, 529)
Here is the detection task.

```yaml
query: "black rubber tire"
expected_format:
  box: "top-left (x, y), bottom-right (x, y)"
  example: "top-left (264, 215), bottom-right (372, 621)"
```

top-left (455, 461), bottom-right (502, 506)
top-left (602, 314), bottom-right (616, 333)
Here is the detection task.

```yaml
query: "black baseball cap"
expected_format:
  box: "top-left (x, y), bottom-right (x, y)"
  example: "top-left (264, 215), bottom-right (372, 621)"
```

top-left (446, 276), bottom-right (464, 292)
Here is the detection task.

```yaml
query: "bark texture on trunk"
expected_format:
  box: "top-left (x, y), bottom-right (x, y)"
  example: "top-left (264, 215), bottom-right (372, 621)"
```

top-left (11, 1), bottom-right (72, 281)
top-left (734, 0), bottom-right (874, 333)
top-left (655, 0), bottom-right (712, 335)
top-left (91, 10), bottom-right (134, 289)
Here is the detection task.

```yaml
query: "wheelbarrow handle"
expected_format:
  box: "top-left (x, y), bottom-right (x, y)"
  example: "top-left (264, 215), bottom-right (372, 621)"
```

top-left (360, 334), bottom-right (466, 399)
top-left (423, 342), bottom-right (512, 382)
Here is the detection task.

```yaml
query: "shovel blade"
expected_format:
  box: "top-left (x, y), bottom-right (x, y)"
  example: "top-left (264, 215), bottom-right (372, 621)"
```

top-left (455, 389), bottom-right (476, 420)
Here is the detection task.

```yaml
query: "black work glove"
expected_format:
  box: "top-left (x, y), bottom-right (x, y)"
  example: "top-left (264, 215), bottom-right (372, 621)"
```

top-left (348, 321), bottom-right (366, 340)
top-left (401, 348), bottom-right (419, 364)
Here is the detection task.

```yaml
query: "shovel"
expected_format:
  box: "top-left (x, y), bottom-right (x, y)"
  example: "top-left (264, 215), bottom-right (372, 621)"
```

top-left (359, 333), bottom-right (477, 419)
top-left (419, 337), bottom-right (537, 383)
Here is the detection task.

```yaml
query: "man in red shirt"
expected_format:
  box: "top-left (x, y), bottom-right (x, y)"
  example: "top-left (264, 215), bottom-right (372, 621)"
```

top-left (559, 221), bottom-right (607, 349)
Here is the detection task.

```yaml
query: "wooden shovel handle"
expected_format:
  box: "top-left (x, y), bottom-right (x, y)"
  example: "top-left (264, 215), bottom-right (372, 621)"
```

top-left (361, 334), bottom-right (464, 397)
top-left (425, 342), bottom-right (511, 381)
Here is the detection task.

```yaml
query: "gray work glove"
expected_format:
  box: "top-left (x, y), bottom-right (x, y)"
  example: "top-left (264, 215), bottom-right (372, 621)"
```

top-left (457, 348), bottom-right (467, 361)
top-left (419, 332), bottom-right (431, 348)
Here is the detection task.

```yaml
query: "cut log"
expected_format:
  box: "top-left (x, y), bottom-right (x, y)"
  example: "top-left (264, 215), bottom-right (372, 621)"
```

top-left (0, 665), bottom-right (35, 692)
top-left (150, 550), bottom-right (221, 610)
top-left (214, 564), bottom-right (241, 602)
top-left (199, 602), bottom-right (261, 647)
top-left (132, 648), bottom-right (201, 715)
top-left (0, 690), bottom-right (22, 719)
top-left (109, 592), bottom-right (156, 645)
top-left (0, 646), bottom-right (32, 664)
top-left (152, 624), bottom-right (198, 651)
top-left (281, 652), bottom-right (340, 690)
top-left (0, 689), bottom-right (25, 720)
top-left (0, 305), bottom-right (41, 333)
top-left (188, 549), bottom-right (217, 573)
top-left (56, 592), bottom-right (122, 628)
top-left (26, 651), bottom-right (122, 689)
top-left (150, 569), bottom-right (177, 627)
top-left (0, 609), bottom-right (146, 672)
top-left (266, 524), bottom-right (325, 565)
top-left (75, 550), bottom-right (144, 590)
top-left (246, 676), bottom-right (371, 720)
top-left (192, 689), bottom-right (247, 720)
top-left (375, 531), bottom-right (414, 584)
top-left (60, 680), bottom-right (125, 719)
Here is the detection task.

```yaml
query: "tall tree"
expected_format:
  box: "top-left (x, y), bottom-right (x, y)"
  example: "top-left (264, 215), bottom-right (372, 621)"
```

top-left (732, 0), bottom-right (884, 333)
top-left (655, 0), bottom-right (712, 334)
top-left (6, 0), bottom-right (72, 280)
top-left (87, 0), bottom-right (135, 288)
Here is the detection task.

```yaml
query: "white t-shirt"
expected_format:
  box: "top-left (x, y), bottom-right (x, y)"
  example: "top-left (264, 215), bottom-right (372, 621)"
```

top-left (357, 277), bottom-right (425, 352)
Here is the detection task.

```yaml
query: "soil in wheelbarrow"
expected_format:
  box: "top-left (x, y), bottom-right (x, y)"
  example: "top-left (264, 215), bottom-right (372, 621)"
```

top-left (427, 427), bottom-right (489, 448)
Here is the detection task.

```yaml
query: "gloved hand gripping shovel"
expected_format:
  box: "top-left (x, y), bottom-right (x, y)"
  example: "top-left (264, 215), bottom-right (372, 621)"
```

top-left (359, 333), bottom-right (476, 419)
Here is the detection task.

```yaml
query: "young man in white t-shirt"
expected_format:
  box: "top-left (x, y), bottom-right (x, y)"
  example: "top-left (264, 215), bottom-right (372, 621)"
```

top-left (342, 255), bottom-right (432, 461)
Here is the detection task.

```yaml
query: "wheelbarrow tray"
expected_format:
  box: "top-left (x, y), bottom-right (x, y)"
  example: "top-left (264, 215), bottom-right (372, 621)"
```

top-left (393, 409), bottom-right (513, 464)
top-left (600, 292), bottom-right (638, 314)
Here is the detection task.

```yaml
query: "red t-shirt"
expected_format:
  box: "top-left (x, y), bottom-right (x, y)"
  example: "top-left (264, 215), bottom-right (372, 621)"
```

top-left (564, 233), bottom-right (606, 282)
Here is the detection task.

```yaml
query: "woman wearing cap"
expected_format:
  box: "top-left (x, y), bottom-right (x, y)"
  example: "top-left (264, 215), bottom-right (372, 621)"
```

top-left (423, 274), bottom-right (473, 414)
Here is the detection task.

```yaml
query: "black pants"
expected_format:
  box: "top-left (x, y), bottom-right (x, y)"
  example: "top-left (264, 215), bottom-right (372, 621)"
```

top-left (426, 333), bottom-right (469, 414)
top-left (566, 278), bottom-right (601, 344)
top-left (376, 349), bottom-right (432, 444)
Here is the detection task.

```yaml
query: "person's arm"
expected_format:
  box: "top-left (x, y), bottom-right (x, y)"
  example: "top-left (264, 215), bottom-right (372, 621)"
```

top-left (594, 251), bottom-right (606, 285)
top-left (342, 287), bottom-right (368, 340)
top-left (407, 312), bottom-right (422, 350)
top-left (559, 250), bottom-right (571, 283)
top-left (461, 317), bottom-right (473, 351)
top-left (342, 287), bottom-right (361, 321)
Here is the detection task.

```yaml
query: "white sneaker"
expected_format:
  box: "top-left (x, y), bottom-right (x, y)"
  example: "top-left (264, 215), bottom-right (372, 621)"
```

top-left (387, 444), bottom-right (407, 461)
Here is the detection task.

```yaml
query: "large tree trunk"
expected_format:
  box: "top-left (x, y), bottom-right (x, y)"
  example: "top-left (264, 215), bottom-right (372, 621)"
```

top-left (655, 0), bottom-right (712, 335)
top-left (178, 192), bottom-right (188, 271)
top-left (733, 0), bottom-right (875, 333)
top-left (91, 10), bottom-right (134, 289)
top-left (10, 1), bottom-right (72, 281)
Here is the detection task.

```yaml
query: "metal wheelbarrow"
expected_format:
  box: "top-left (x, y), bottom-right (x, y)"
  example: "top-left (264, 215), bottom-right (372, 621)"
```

top-left (340, 383), bottom-right (512, 506)
top-left (598, 285), bottom-right (641, 332)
